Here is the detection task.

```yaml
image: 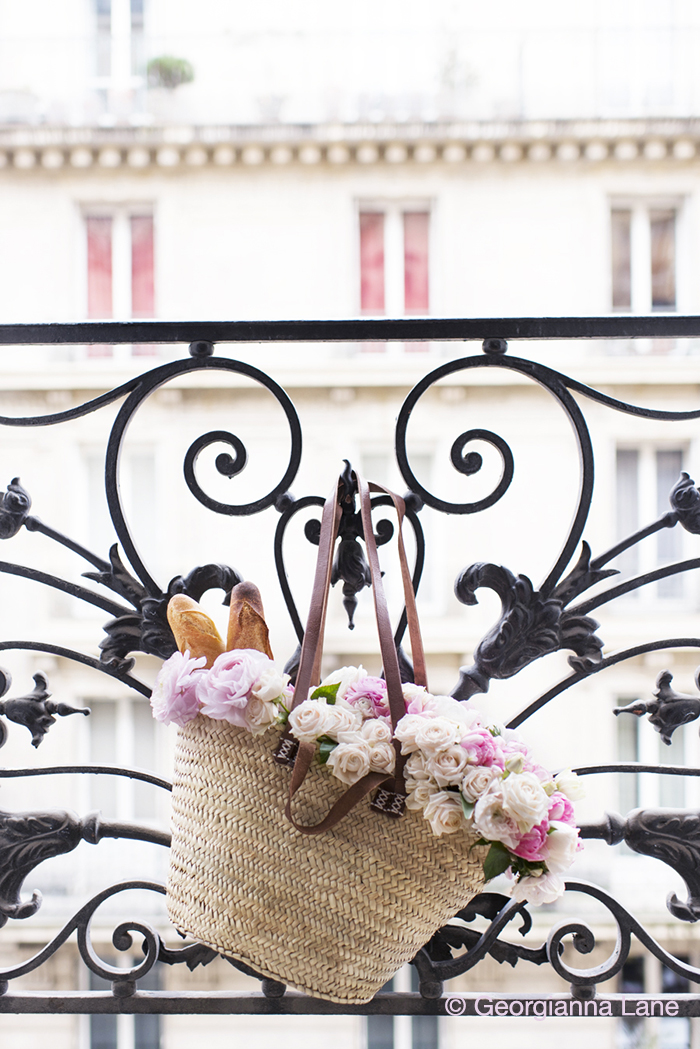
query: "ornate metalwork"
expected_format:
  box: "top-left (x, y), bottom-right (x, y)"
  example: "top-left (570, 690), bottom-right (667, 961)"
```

top-left (2, 317), bottom-right (700, 1014)
top-left (0, 669), bottom-right (89, 748)
top-left (452, 543), bottom-right (616, 699)
top-left (615, 669), bottom-right (700, 745)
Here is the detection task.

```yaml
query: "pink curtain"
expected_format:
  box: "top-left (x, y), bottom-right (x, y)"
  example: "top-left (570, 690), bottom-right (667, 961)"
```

top-left (403, 211), bottom-right (429, 314)
top-left (86, 216), bottom-right (113, 319)
top-left (360, 212), bottom-right (385, 313)
top-left (131, 214), bottom-right (155, 318)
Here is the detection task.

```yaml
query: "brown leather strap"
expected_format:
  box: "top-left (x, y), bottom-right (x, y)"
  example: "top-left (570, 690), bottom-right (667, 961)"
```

top-left (285, 470), bottom-right (427, 833)
top-left (366, 481), bottom-right (427, 691)
top-left (286, 740), bottom-right (393, 835)
top-left (291, 482), bottom-right (342, 711)
top-left (356, 476), bottom-right (405, 733)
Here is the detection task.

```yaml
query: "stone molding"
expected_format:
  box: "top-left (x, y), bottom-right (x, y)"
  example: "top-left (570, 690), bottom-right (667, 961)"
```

top-left (0, 118), bottom-right (699, 171)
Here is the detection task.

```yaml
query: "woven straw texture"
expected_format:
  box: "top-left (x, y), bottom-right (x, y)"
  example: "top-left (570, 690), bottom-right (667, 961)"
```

top-left (167, 715), bottom-right (486, 1004)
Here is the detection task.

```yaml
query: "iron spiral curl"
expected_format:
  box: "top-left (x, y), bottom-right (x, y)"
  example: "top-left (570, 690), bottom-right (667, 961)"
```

top-left (105, 355), bottom-right (302, 596)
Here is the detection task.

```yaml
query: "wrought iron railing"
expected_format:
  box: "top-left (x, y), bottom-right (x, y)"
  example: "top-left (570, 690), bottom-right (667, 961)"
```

top-left (1, 316), bottom-right (700, 1018)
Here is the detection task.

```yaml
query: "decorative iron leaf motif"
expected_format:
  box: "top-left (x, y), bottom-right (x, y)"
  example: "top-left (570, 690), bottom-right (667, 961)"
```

top-left (83, 543), bottom-right (147, 607)
top-left (452, 543), bottom-right (616, 699)
top-left (624, 808), bottom-right (700, 922)
top-left (0, 808), bottom-right (85, 926)
top-left (413, 892), bottom-right (545, 995)
top-left (91, 552), bottom-right (243, 668)
top-left (0, 477), bottom-right (31, 539)
top-left (670, 471), bottom-right (700, 534)
top-left (614, 669), bottom-right (700, 745)
top-left (0, 671), bottom-right (89, 748)
top-left (327, 460), bottom-right (391, 629)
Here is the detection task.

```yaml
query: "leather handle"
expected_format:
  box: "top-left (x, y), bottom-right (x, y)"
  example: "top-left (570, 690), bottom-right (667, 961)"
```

top-left (285, 470), bottom-right (427, 834)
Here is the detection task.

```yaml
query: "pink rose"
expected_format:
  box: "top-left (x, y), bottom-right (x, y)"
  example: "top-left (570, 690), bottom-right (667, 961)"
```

top-left (345, 676), bottom-right (389, 717)
top-left (460, 728), bottom-right (502, 767)
top-left (512, 820), bottom-right (548, 863)
top-left (403, 684), bottom-right (432, 714)
top-left (150, 650), bottom-right (206, 727)
top-left (548, 791), bottom-right (575, 824)
top-left (197, 648), bottom-right (272, 726)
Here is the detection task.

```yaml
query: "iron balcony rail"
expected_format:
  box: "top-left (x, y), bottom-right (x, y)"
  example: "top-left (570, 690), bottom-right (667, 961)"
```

top-left (0, 316), bottom-right (699, 1015)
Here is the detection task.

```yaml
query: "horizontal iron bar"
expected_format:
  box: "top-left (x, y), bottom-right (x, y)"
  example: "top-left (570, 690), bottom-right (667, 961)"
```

top-left (575, 764), bottom-right (700, 777)
top-left (0, 766), bottom-right (172, 790)
top-left (1, 992), bottom-right (700, 1016)
top-left (0, 316), bottom-right (698, 345)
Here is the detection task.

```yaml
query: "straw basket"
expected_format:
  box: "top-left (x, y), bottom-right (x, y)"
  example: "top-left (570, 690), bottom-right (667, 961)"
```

top-left (166, 473), bottom-right (486, 1003)
top-left (167, 714), bottom-right (486, 1004)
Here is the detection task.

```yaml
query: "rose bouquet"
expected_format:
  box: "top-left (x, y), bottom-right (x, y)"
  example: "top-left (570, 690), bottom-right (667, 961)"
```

top-left (153, 617), bottom-right (582, 905)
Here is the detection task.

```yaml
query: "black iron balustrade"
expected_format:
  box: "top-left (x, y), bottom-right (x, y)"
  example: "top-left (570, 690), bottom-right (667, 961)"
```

top-left (1, 316), bottom-right (700, 1016)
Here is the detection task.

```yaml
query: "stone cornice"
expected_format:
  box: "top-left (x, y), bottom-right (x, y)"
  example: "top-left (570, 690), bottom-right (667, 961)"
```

top-left (1, 117), bottom-right (700, 170)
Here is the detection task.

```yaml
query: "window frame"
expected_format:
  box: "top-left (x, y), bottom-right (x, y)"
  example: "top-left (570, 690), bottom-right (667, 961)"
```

top-left (78, 203), bottom-right (156, 331)
top-left (356, 198), bottom-right (434, 319)
top-left (609, 195), bottom-right (685, 314)
top-left (613, 441), bottom-right (694, 609)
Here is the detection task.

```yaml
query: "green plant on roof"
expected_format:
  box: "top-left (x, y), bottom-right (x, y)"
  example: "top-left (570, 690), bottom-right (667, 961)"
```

top-left (147, 55), bottom-right (194, 91)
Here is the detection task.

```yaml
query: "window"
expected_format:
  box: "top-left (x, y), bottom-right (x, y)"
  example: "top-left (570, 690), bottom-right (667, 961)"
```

top-left (93, 0), bottom-right (146, 84)
top-left (611, 203), bottom-right (678, 312)
top-left (360, 450), bottom-right (436, 606)
top-left (616, 698), bottom-right (686, 814)
top-left (660, 963), bottom-right (690, 1049)
top-left (359, 205), bottom-right (430, 316)
top-left (89, 957), bottom-right (161, 1049)
top-left (89, 697), bottom-right (159, 823)
top-left (617, 957), bottom-right (690, 1049)
top-left (366, 969), bottom-right (438, 1049)
top-left (618, 957), bottom-right (645, 1048)
top-left (614, 447), bottom-right (686, 601)
top-left (86, 210), bottom-right (154, 320)
top-left (83, 449), bottom-right (159, 581)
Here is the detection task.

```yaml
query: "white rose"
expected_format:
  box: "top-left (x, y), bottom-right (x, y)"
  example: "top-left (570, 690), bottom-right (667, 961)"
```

top-left (323, 704), bottom-right (362, 739)
top-left (243, 695), bottom-right (278, 734)
top-left (424, 695), bottom-right (484, 730)
top-left (500, 772), bottom-right (550, 832)
top-left (510, 871), bottom-right (565, 905)
top-left (394, 714), bottom-right (425, 753)
top-left (287, 699), bottom-right (329, 742)
top-left (473, 790), bottom-right (521, 851)
top-left (461, 765), bottom-right (502, 802)
top-left (350, 696), bottom-right (376, 720)
top-left (542, 821), bottom-right (580, 874)
top-left (319, 665), bottom-right (367, 700)
top-left (425, 745), bottom-right (470, 787)
top-left (423, 791), bottom-right (466, 836)
top-left (401, 682), bottom-right (430, 709)
top-left (252, 666), bottom-right (289, 703)
top-left (414, 716), bottom-right (462, 754)
top-left (368, 742), bottom-right (396, 774)
top-left (405, 751), bottom-right (432, 781)
top-left (361, 718), bottom-right (393, 745)
top-left (326, 740), bottom-right (372, 784)
top-left (405, 779), bottom-right (440, 811)
top-left (555, 770), bottom-right (585, 801)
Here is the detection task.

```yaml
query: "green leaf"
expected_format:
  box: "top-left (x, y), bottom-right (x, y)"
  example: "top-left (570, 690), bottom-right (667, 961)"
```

top-left (318, 737), bottom-right (338, 765)
top-left (460, 796), bottom-right (475, 820)
top-left (310, 682), bottom-right (341, 704)
top-left (470, 838), bottom-right (490, 850)
top-left (482, 842), bottom-right (513, 882)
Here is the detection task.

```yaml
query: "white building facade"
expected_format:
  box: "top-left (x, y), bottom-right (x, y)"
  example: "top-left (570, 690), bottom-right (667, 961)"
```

top-left (1, 3), bottom-right (700, 1048)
